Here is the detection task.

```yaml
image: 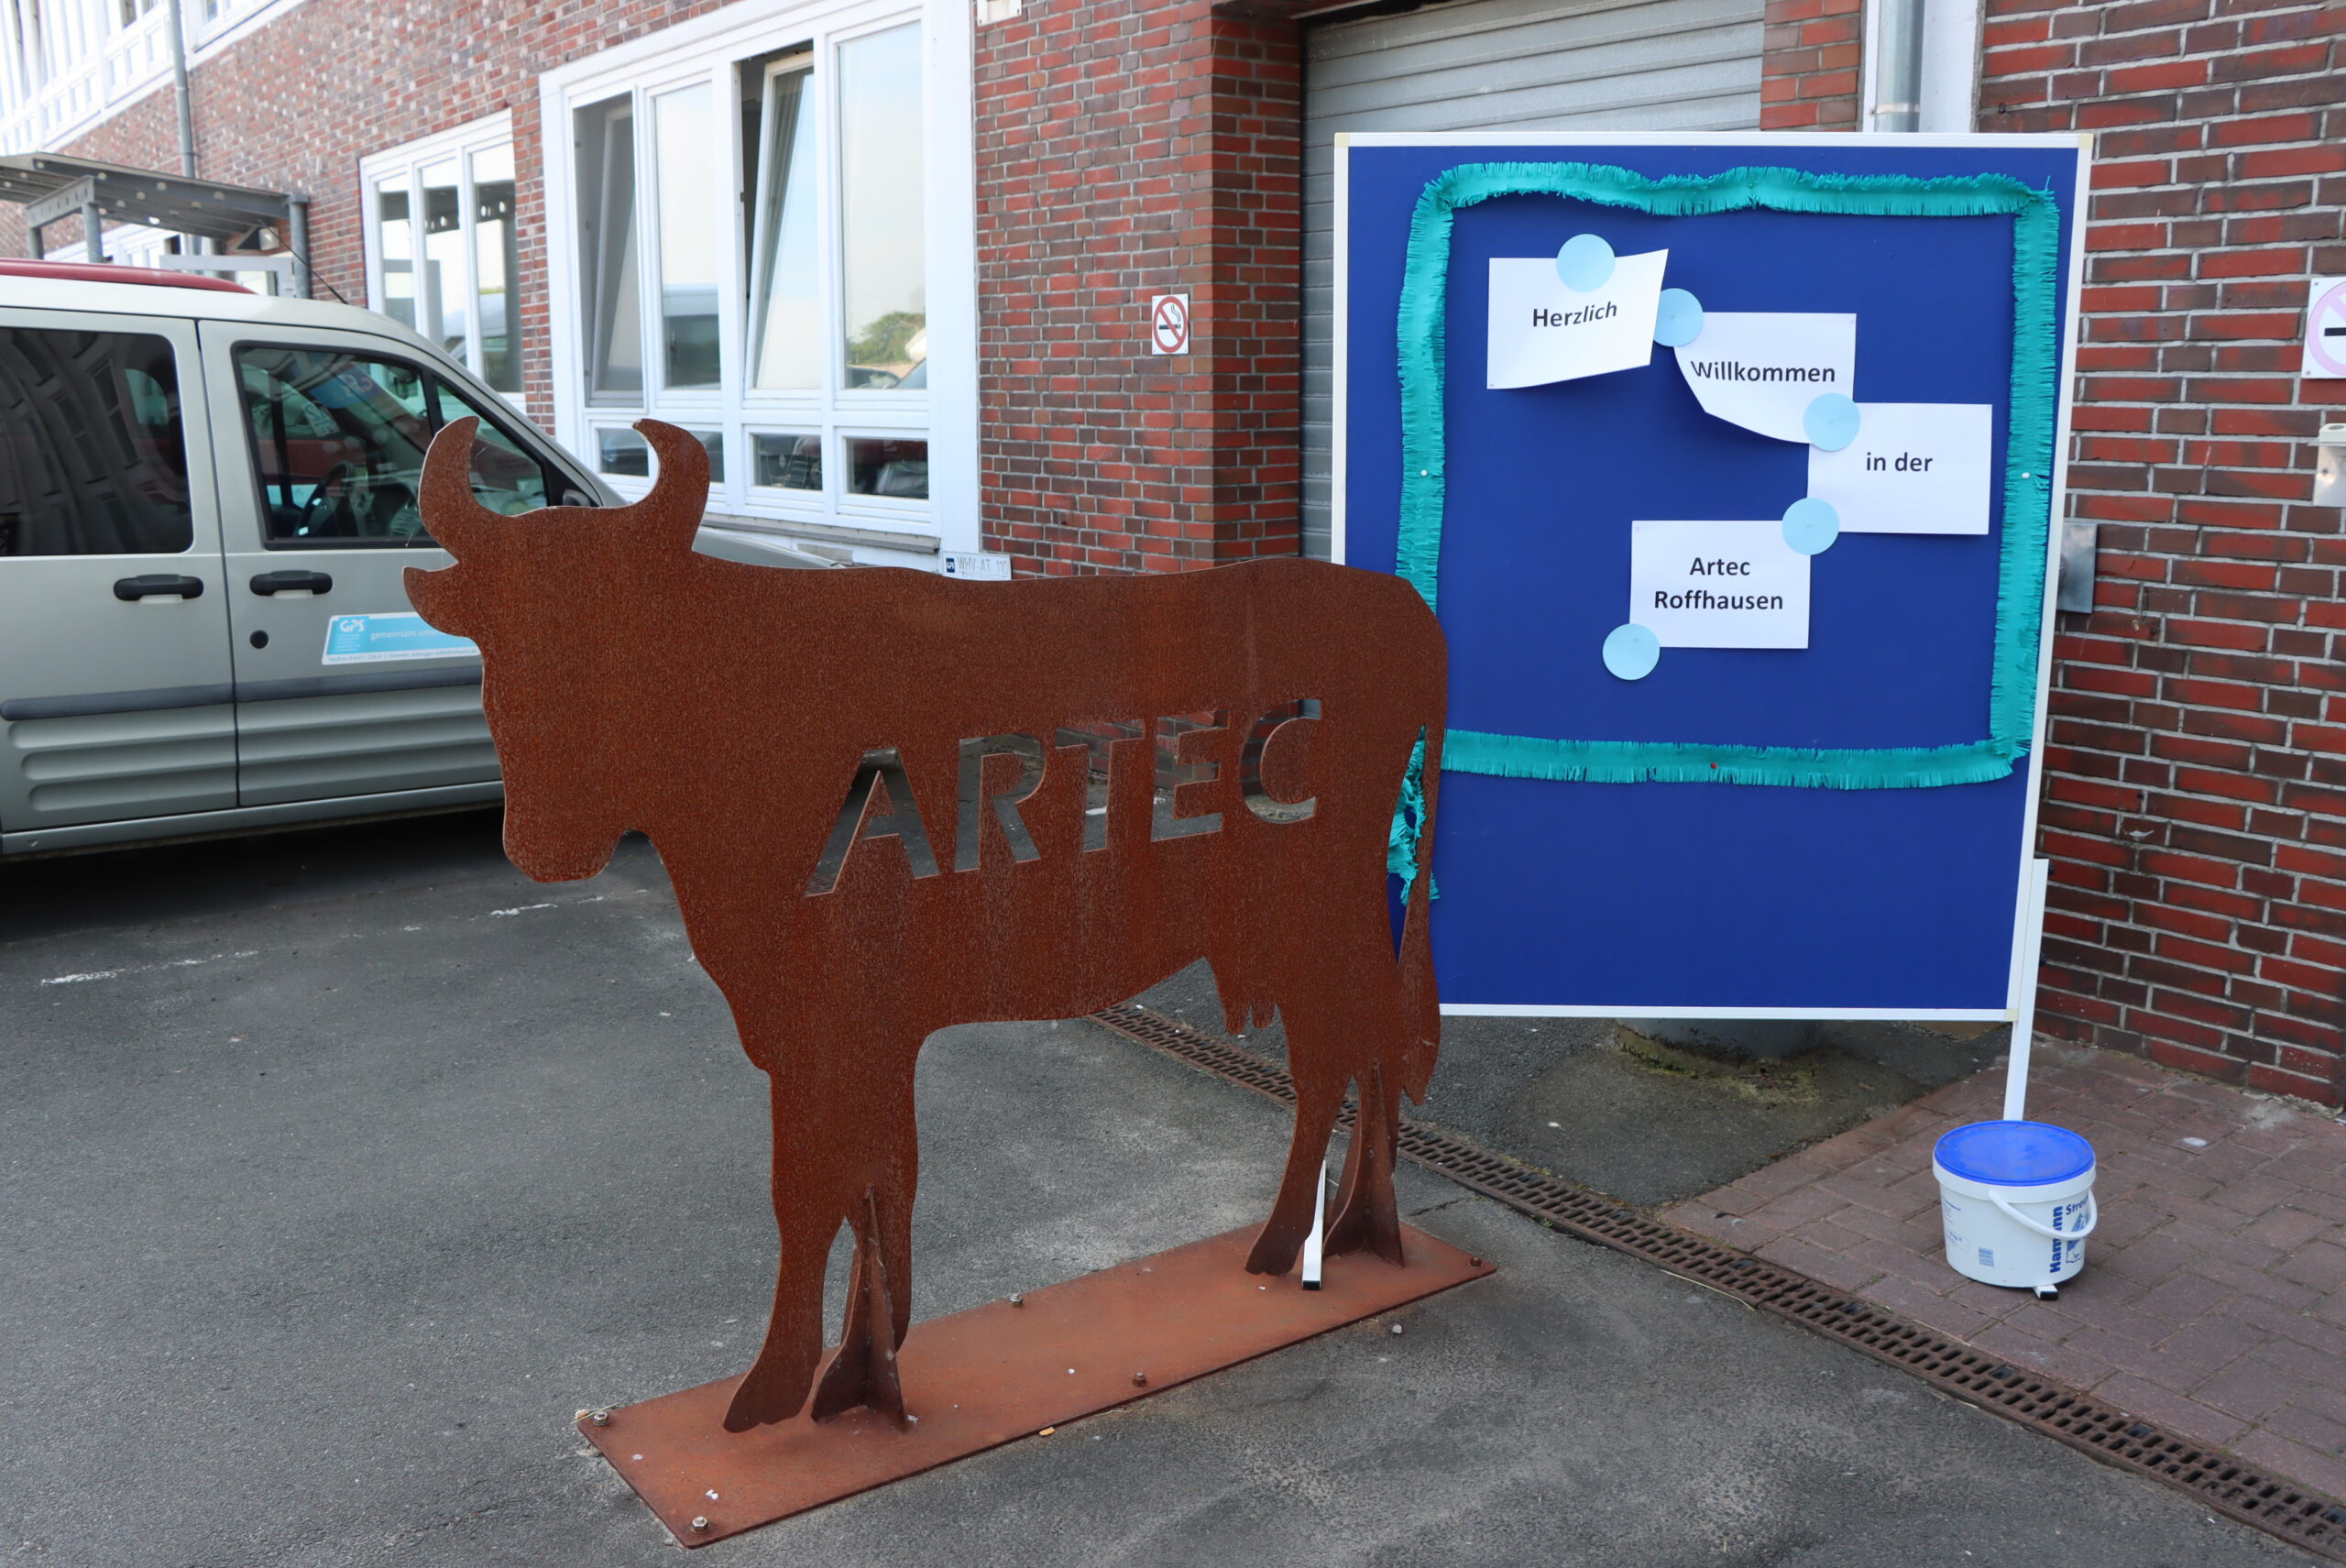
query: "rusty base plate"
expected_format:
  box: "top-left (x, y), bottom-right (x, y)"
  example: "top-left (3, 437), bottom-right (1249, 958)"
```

top-left (580, 1223), bottom-right (1493, 1546)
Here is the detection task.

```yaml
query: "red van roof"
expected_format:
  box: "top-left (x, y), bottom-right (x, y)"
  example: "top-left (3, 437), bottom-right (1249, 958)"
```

top-left (0, 258), bottom-right (251, 293)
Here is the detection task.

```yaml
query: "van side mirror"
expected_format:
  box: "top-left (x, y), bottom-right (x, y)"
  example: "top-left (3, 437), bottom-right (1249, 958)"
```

top-left (560, 488), bottom-right (598, 509)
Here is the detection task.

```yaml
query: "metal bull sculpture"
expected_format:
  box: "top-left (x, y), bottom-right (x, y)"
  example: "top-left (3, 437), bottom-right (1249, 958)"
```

top-left (410, 419), bottom-right (1447, 1433)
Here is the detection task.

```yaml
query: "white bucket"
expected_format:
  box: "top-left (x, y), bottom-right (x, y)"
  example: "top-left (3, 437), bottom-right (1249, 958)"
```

top-left (1933, 1120), bottom-right (2097, 1291)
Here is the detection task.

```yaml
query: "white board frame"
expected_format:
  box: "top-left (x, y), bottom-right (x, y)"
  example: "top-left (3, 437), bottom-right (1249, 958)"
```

top-left (1331, 131), bottom-right (2092, 1027)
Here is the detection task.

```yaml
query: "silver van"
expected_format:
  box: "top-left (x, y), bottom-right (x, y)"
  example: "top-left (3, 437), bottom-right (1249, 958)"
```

top-left (0, 260), bottom-right (825, 856)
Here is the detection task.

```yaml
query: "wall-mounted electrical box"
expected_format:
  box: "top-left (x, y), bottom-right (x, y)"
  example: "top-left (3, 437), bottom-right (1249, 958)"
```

top-left (2318, 423), bottom-right (2346, 508)
top-left (2057, 521), bottom-right (2098, 613)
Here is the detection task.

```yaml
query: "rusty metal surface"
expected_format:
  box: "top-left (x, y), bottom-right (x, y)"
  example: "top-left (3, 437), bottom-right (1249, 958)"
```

top-left (578, 1223), bottom-right (1493, 1547)
top-left (412, 419), bottom-right (1448, 1433)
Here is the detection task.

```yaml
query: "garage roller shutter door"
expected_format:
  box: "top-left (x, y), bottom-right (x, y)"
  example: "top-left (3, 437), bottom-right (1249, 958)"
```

top-left (1301, 0), bottom-right (1764, 557)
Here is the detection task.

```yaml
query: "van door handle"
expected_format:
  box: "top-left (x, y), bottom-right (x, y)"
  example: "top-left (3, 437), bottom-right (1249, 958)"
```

top-left (250, 570), bottom-right (334, 597)
top-left (114, 574), bottom-right (206, 601)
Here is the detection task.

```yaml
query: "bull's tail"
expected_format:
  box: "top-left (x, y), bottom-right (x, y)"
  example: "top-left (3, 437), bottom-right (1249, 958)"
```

top-left (1395, 719), bottom-right (1442, 1105)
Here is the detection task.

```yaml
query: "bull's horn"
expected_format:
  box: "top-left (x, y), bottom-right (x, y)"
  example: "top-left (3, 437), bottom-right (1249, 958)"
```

top-left (631, 419), bottom-right (710, 552)
top-left (420, 418), bottom-right (505, 561)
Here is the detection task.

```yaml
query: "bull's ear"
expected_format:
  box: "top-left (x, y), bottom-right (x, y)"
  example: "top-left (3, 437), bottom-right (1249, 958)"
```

top-left (404, 563), bottom-right (472, 637)
top-left (631, 419), bottom-right (711, 554)
top-left (421, 418), bottom-right (505, 562)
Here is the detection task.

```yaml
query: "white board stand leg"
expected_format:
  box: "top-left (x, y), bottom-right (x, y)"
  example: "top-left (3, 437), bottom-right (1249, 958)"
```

top-left (2001, 857), bottom-right (2052, 1122)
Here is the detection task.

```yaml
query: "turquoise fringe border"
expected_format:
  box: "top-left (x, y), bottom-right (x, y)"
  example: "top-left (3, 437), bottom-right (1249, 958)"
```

top-left (1447, 729), bottom-right (2028, 790)
top-left (1391, 162), bottom-right (2062, 801)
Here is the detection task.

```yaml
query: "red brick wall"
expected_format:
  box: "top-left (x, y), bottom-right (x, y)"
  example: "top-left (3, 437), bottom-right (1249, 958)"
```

top-left (1760, 0), bottom-right (1865, 129)
top-left (1980, 0), bottom-right (2346, 1104)
top-left (972, 2), bottom-right (1305, 575)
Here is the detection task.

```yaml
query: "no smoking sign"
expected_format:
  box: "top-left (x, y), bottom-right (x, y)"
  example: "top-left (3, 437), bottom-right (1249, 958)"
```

top-left (2305, 276), bottom-right (2346, 378)
top-left (1149, 292), bottom-right (1191, 356)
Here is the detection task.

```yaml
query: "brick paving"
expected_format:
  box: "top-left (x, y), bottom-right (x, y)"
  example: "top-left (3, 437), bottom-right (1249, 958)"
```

top-left (1660, 1040), bottom-right (2346, 1505)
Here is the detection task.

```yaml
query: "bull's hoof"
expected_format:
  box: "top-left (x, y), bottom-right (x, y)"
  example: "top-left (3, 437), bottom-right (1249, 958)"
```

top-left (722, 1360), bottom-right (814, 1431)
top-left (1243, 1221), bottom-right (1305, 1277)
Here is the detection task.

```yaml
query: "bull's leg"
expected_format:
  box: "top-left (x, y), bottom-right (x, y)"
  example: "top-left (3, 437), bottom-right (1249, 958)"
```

top-left (1324, 1062), bottom-right (1405, 1266)
top-left (1245, 1047), bottom-right (1346, 1277)
top-left (724, 1074), bottom-right (842, 1432)
top-left (810, 1186), bottom-right (906, 1427)
top-left (874, 1146), bottom-right (915, 1353)
top-left (725, 1201), bottom-right (835, 1431)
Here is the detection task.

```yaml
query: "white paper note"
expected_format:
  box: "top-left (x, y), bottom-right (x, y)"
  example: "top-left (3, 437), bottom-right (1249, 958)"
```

top-left (1485, 250), bottom-right (1669, 389)
top-left (1673, 313), bottom-right (1857, 442)
top-left (1629, 520), bottom-right (1811, 649)
top-left (1806, 404), bottom-right (1994, 535)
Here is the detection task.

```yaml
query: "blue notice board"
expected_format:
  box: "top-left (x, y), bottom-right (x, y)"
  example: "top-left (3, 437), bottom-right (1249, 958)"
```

top-left (1337, 134), bottom-right (2089, 1017)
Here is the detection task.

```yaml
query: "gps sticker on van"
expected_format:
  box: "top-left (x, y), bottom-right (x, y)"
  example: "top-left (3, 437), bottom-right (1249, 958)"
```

top-left (321, 612), bottom-right (479, 665)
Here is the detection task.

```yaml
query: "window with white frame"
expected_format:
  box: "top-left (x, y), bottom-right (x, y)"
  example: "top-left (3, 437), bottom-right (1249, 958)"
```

top-left (361, 115), bottom-right (521, 397)
top-left (548, 3), bottom-right (969, 553)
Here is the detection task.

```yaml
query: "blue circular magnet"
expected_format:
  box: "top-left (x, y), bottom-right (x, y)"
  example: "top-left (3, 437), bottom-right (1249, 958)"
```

top-left (1781, 497), bottom-right (1840, 555)
top-left (1804, 393), bottom-right (1860, 451)
top-left (1653, 288), bottom-right (1705, 347)
top-left (1555, 234), bottom-right (1616, 292)
top-left (1603, 622), bottom-right (1661, 681)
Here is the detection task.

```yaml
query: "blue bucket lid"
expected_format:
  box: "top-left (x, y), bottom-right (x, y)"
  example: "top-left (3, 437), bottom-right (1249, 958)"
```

top-left (1935, 1120), bottom-right (2095, 1186)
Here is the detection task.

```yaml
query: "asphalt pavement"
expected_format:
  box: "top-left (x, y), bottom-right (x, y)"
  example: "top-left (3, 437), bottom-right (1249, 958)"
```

top-left (0, 813), bottom-right (2315, 1566)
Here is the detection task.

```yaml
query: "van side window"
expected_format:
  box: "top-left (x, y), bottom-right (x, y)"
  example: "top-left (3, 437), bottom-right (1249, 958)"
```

top-left (430, 384), bottom-right (553, 516)
top-left (239, 347), bottom-right (434, 544)
top-left (0, 327), bottom-right (192, 556)
top-left (235, 345), bottom-right (563, 547)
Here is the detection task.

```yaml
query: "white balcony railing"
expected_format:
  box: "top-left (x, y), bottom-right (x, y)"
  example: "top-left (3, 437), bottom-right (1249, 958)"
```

top-left (0, 0), bottom-right (301, 159)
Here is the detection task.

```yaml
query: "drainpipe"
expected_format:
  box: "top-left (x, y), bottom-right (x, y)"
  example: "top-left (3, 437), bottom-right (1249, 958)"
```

top-left (165, 0), bottom-right (195, 177)
top-left (82, 195), bottom-right (105, 262)
top-left (163, 0), bottom-right (211, 266)
top-left (287, 195), bottom-right (311, 299)
top-left (1869, 0), bottom-right (1927, 131)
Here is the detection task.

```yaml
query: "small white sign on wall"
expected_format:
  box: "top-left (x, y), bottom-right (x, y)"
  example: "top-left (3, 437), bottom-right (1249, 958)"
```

top-left (1807, 403), bottom-right (1994, 534)
top-left (2304, 277), bottom-right (2346, 378)
top-left (1629, 519), bottom-right (1811, 649)
top-left (1150, 293), bottom-right (1191, 356)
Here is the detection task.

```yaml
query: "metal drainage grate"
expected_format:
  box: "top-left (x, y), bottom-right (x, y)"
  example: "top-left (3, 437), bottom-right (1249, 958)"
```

top-left (1089, 1003), bottom-right (2346, 1563)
